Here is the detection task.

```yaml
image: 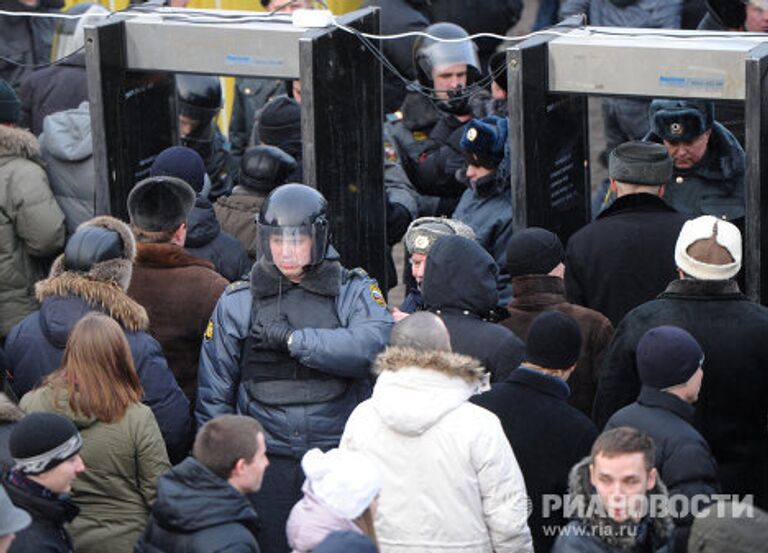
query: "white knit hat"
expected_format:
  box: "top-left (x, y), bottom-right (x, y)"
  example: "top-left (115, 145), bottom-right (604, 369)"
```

top-left (301, 448), bottom-right (381, 520)
top-left (674, 215), bottom-right (742, 281)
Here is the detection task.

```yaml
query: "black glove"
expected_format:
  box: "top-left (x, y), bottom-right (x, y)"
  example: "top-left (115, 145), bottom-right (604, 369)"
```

top-left (252, 316), bottom-right (294, 352)
top-left (438, 86), bottom-right (472, 116)
top-left (386, 201), bottom-right (412, 246)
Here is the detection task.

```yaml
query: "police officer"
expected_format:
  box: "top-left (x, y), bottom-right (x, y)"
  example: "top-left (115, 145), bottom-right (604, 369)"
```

top-left (196, 183), bottom-right (393, 553)
top-left (384, 22), bottom-right (482, 217)
top-left (176, 74), bottom-right (238, 200)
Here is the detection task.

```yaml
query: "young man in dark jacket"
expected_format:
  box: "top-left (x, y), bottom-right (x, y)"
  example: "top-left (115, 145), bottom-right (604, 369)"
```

top-left (5, 413), bottom-right (84, 553)
top-left (136, 415), bottom-right (268, 553)
top-left (594, 215), bottom-right (768, 509)
top-left (473, 311), bottom-right (598, 553)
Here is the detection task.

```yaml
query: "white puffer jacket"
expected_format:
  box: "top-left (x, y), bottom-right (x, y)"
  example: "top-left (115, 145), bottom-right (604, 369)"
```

top-left (340, 346), bottom-right (533, 553)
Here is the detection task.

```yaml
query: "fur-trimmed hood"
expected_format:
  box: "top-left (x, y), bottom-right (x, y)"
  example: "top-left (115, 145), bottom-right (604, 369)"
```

top-left (0, 393), bottom-right (24, 424)
top-left (0, 124), bottom-right (40, 162)
top-left (565, 456), bottom-right (673, 551)
top-left (371, 346), bottom-right (487, 436)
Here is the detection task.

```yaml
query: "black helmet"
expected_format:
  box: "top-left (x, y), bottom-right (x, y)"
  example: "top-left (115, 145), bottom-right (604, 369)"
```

top-left (176, 74), bottom-right (222, 162)
top-left (256, 183), bottom-right (330, 267)
top-left (412, 23), bottom-right (481, 89)
top-left (240, 145), bottom-right (298, 195)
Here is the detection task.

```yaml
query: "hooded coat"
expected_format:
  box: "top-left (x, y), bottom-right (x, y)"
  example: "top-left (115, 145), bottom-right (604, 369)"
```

top-left (340, 346), bottom-right (533, 553)
top-left (592, 279), bottom-right (768, 509)
top-left (20, 384), bottom-right (170, 553)
top-left (185, 195), bottom-right (252, 282)
top-left (0, 124), bottom-right (66, 337)
top-left (135, 457), bottom-right (261, 553)
top-left (38, 101), bottom-right (95, 236)
top-left (3, 217), bottom-right (191, 462)
top-left (422, 235), bottom-right (525, 382)
top-left (552, 457), bottom-right (673, 553)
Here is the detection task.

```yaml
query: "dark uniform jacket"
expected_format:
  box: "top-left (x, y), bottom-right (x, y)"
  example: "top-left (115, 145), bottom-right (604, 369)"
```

top-left (593, 279), bottom-right (768, 509)
top-left (196, 254), bottom-right (393, 458)
top-left (228, 77), bottom-right (284, 159)
top-left (502, 275), bottom-right (614, 416)
top-left (422, 235), bottom-right (525, 383)
top-left (565, 193), bottom-right (689, 326)
top-left (5, 472), bottom-right (79, 553)
top-left (0, 0), bottom-right (60, 90)
top-left (472, 368), bottom-right (598, 553)
top-left (607, 386), bottom-right (720, 525)
top-left (185, 195), bottom-right (251, 282)
top-left (135, 457), bottom-right (261, 553)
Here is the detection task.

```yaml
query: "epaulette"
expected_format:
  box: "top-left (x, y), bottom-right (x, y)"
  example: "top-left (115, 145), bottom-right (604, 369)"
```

top-left (224, 280), bottom-right (250, 295)
top-left (343, 267), bottom-right (369, 281)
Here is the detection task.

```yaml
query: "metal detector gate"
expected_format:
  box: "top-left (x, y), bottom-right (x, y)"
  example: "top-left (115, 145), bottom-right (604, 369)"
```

top-left (84, 8), bottom-right (387, 287)
top-left (507, 27), bottom-right (768, 303)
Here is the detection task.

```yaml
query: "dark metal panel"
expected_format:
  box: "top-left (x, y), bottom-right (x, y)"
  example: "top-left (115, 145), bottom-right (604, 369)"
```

top-left (300, 8), bottom-right (386, 288)
top-left (744, 43), bottom-right (768, 303)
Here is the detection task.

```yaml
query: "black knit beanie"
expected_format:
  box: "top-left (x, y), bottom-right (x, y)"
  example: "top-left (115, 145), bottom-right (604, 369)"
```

top-left (10, 413), bottom-right (82, 475)
top-left (637, 326), bottom-right (704, 390)
top-left (525, 311), bottom-right (582, 370)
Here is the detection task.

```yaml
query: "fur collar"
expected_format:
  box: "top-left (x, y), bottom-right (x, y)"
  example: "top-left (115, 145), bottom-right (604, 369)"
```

top-left (0, 393), bottom-right (24, 423)
top-left (662, 278), bottom-right (742, 298)
top-left (374, 346), bottom-right (484, 383)
top-left (250, 257), bottom-right (341, 298)
top-left (567, 457), bottom-right (673, 550)
top-left (135, 243), bottom-right (215, 271)
top-left (35, 272), bottom-right (149, 331)
top-left (0, 125), bottom-right (40, 161)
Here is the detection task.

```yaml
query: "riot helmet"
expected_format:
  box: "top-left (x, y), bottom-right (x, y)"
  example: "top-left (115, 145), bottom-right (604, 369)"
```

top-left (256, 183), bottom-right (330, 269)
top-left (176, 74), bottom-right (222, 162)
top-left (413, 23), bottom-right (481, 90)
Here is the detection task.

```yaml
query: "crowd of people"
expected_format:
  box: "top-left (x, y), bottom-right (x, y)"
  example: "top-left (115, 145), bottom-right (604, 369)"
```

top-left (2, 0), bottom-right (768, 552)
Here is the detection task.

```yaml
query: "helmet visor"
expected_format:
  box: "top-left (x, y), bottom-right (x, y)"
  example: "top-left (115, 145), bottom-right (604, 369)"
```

top-left (256, 222), bottom-right (328, 269)
top-left (417, 40), bottom-right (480, 86)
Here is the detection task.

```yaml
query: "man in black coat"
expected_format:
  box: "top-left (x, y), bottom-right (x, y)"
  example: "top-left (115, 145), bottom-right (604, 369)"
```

top-left (422, 234), bottom-right (525, 382)
top-left (5, 413), bottom-right (84, 553)
top-left (473, 311), bottom-right (598, 553)
top-left (136, 415), bottom-right (267, 553)
top-left (606, 326), bottom-right (719, 542)
top-left (593, 215), bottom-right (768, 509)
top-left (565, 141), bottom-right (689, 326)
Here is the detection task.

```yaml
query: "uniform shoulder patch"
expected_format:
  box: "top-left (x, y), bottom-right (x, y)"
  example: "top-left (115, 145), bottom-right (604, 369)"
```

top-left (204, 319), bottom-right (214, 341)
top-left (225, 280), bottom-right (249, 295)
top-left (369, 283), bottom-right (386, 308)
top-left (384, 141), bottom-right (399, 163)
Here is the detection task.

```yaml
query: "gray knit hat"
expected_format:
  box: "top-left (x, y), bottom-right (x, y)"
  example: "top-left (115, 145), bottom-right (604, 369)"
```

top-left (404, 217), bottom-right (476, 255)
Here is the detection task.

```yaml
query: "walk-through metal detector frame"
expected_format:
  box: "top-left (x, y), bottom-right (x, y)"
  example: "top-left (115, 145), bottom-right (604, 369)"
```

top-left (84, 7), bottom-right (387, 287)
top-left (507, 27), bottom-right (768, 303)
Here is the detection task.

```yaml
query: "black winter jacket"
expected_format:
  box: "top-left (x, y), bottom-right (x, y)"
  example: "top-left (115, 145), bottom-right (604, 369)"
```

top-left (593, 279), bottom-right (768, 509)
top-left (472, 368), bottom-right (598, 553)
top-left (185, 195), bottom-right (251, 282)
top-left (565, 193), bottom-right (689, 326)
top-left (5, 475), bottom-right (79, 553)
top-left (607, 387), bottom-right (720, 518)
top-left (423, 235), bottom-right (524, 382)
top-left (135, 457), bottom-right (260, 553)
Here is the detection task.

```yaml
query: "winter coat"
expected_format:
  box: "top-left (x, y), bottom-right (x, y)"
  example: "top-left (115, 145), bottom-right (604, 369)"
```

top-left (38, 101), bottom-right (95, 236)
top-left (0, 124), bottom-right (66, 337)
top-left (4, 471), bottom-right (79, 553)
top-left (18, 52), bottom-right (88, 136)
top-left (502, 275), bottom-right (614, 416)
top-left (551, 458), bottom-right (673, 553)
top-left (422, 235), bottom-right (525, 383)
top-left (452, 167), bottom-right (514, 305)
top-left (0, 392), bottom-right (24, 474)
top-left (127, 243), bottom-right (228, 406)
top-left (0, 0), bottom-right (58, 90)
top-left (560, 0), bottom-right (682, 28)
top-left (645, 122), bottom-right (745, 221)
top-left (4, 268), bottom-right (191, 463)
top-left (213, 187), bottom-right (266, 261)
top-left (472, 367), bottom-right (598, 553)
top-left (185, 195), bottom-right (251, 282)
top-left (564, 193), bottom-right (689, 326)
top-left (340, 346), bottom-right (533, 553)
top-left (20, 384), bottom-right (170, 553)
top-left (229, 77), bottom-right (284, 159)
top-left (135, 457), bottom-right (261, 553)
top-left (196, 254), bottom-right (393, 457)
top-left (606, 386), bottom-right (720, 511)
top-left (286, 483), bottom-right (363, 553)
top-left (593, 279), bottom-right (768, 509)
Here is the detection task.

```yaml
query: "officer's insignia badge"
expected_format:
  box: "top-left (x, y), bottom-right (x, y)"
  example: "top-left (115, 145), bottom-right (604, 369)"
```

top-left (384, 142), bottom-right (398, 162)
top-left (412, 131), bottom-right (428, 142)
top-left (369, 284), bottom-right (386, 307)
top-left (414, 235), bottom-right (430, 250)
top-left (204, 319), bottom-right (214, 341)
top-left (670, 122), bottom-right (683, 136)
top-left (467, 127), bottom-right (478, 141)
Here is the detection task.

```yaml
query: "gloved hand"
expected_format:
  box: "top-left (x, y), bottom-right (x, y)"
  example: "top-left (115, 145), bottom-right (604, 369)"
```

top-left (386, 201), bottom-right (413, 246)
top-left (252, 316), bottom-right (294, 352)
top-left (438, 85), bottom-right (472, 116)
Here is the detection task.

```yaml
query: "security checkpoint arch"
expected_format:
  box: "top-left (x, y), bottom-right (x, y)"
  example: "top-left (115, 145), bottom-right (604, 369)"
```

top-left (506, 27), bottom-right (768, 303)
top-left (84, 7), bottom-right (387, 287)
